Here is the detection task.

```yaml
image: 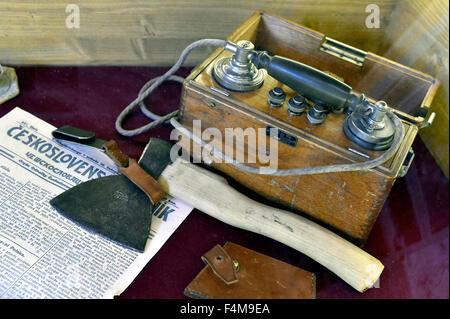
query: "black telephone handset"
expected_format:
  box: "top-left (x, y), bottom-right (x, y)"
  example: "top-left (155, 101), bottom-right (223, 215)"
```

top-left (251, 51), bottom-right (357, 111)
top-left (213, 40), bottom-right (398, 151)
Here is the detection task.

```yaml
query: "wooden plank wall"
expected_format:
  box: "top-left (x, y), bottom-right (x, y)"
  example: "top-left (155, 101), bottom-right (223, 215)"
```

top-left (0, 0), bottom-right (448, 177)
top-left (379, 0), bottom-right (449, 178)
top-left (0, 0), bottom-right (394, 66)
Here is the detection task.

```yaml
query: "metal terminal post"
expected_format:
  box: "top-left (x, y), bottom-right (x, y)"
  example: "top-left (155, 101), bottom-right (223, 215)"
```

top-left (307, 104), bottom-right (328, 125)
top-left (343, 100), bottom-right (396, 151)
top-left (268, 87), bottom-right (286, 107)
top-left (288, 95), bottom-right (308, 115)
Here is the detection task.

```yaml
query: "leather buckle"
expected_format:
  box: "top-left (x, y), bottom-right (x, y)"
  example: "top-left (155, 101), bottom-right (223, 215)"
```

top-left (201, 244), bottom-right (238, 285)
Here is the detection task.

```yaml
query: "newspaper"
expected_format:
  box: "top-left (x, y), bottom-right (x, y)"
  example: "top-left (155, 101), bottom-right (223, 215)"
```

top-left (0, 107), bottom-right (193, 298)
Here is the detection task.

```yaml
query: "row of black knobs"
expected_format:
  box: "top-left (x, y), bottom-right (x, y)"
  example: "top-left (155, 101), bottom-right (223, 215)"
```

top-left (267, 87), bottom-right (327, 125)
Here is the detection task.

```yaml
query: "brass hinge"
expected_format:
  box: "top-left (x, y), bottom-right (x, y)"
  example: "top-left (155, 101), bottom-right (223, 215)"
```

top-left (320, 37), bottom-right (367, 67)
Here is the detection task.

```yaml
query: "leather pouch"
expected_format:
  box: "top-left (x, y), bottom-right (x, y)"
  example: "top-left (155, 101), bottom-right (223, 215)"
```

top-left (184, 242), bottom-right (316, 299)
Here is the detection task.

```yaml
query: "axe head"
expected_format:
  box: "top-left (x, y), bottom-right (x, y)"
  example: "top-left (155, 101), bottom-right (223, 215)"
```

top-left (50, 138), bottom-right (174, 252)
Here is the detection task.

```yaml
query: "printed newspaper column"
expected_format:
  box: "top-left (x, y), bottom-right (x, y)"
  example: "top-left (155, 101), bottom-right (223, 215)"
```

top-left (0, 107), bottom-right (193, 298)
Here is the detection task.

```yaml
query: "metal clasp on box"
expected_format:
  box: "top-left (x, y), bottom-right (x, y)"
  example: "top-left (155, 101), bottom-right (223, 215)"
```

top-left (320, 37), bottom-right (367, 67)
top-left (399, 148), bottom-right (415, 178)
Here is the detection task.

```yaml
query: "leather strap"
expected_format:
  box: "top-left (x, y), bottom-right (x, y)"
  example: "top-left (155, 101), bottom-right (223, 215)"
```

top-left (118, 158), bottom-right (165, 204)
top-left (185, 242), bottom-right (316, 299)
top-left (103, 140), bottom-right (130, 167)
top-left (201, 244), bottom-right (238, 285)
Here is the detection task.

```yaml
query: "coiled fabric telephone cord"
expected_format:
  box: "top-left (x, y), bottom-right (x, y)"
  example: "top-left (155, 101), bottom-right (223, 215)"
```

top-left (115, 39), bottom-right (227, 137)
top-left (115, 39), bottom-right (405, 176)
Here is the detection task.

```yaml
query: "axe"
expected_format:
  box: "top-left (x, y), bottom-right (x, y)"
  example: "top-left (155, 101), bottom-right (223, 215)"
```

top-left (50, 136), bottom-right (383, 293)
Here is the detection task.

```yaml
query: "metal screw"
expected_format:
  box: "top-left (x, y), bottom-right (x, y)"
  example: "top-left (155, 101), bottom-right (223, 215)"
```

top-left (207, 101), bottom-right (216, 108)
top-left (237, 40), bottom-right (252, 49)
top-left (233, 259), bottom-right (240, 272)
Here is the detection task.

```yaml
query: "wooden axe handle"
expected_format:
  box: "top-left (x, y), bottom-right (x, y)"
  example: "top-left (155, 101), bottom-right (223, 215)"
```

top-left (158, 158), bottom-right (383, 293)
